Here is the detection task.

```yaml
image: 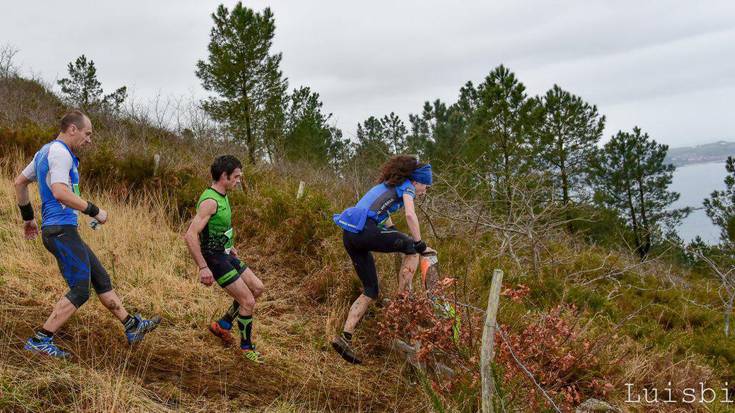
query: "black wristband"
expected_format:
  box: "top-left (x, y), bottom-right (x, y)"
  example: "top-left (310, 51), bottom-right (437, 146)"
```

top-left (83, 201), bottom-right (100, 217)
top-left (413, 240), bottom-right (427, 254)
top-left (18, 203), bottom-right (34, 221)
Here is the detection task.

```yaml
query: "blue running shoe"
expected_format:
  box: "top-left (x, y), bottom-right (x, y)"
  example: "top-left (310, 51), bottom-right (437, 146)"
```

top-left (125, 314), bottom-right (161, 344)
top-left (24, 336), bottom-right (69, 359)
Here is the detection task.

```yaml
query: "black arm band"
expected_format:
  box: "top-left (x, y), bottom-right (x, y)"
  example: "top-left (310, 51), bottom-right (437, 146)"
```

top-left (413, 240), bottom-right (427, 254)
top-left (83, 201), bottom-right (100, 217)
top-left (18, 203), bottom-right (34, 221)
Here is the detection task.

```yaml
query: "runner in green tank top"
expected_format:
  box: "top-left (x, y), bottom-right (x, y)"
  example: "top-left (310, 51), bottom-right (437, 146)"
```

top-left (197, 188), bottom-right (235, 256)
top-left (184, 155), bottom-right (265, 364)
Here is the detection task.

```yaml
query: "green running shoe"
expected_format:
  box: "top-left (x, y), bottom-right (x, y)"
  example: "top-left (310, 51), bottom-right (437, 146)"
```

top-left (241, 345), bottom-right (264, 364)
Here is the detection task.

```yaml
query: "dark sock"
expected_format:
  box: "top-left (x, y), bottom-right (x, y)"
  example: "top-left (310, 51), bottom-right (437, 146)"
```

top-left (236, 315), bottom-right (253, 349)
top-left (342, 331), bottom-right (353, 342)
top-left (35, 329), bottom-right (54, 340)
top-left (219, 300), bottom-right (240, 330)
top-left (123, 315), bottom-right (139, 331)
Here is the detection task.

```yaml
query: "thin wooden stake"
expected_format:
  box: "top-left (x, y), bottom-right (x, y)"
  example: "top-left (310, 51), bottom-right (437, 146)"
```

top-left (153, 153), bottom-right (161, 176)
top-left (296, 181), bottom-right (305, 199)
top-left (481, 269), bottom-right (503, 413)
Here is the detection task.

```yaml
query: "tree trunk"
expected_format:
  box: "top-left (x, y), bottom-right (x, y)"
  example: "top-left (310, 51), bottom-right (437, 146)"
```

top-left (560, 158), bottom-right (574, 233)
top-left (725, 292), bottom-right (735, 337)
top-left (625, 185), bottom-right (643, 259)
top-left (561, 163), bottom-right (569, 207)
top-left (557, 136), bottom-right (569, 206)
top-left (635, 159), bottom-right (651, 258)
top-left (503, 142), bottom-right (512, 216)
top-left (245, 109), bottom-right (255, 163)
top-left (241, 89), bottom-right (256, 164)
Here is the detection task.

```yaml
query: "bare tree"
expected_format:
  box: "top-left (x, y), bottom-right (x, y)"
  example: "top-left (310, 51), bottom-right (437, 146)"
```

top-left (124, 89), bottom-right (152, 125)
top-left (688, 247), bottom-right (735, 337)
top-left (182, 98), bottom-right (220, 141)
top-left (423, 162), bottom-right (575, 277)
top-left (150, 91), bottom-right (174, 130)
top-left (0, 44), bottom-right (20, 78)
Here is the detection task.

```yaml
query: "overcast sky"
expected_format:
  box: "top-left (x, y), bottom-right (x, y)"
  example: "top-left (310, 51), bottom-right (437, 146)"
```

top-left (2, 0), bottom-right (734, 147)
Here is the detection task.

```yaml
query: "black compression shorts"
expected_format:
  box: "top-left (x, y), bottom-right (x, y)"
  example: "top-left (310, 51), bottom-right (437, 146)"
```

top-left (342, 219), bottom-right (417, 299)
top-left (204, 252), bottom-right (248, 288)
top-left (41, 225), bottom-right (113, 307)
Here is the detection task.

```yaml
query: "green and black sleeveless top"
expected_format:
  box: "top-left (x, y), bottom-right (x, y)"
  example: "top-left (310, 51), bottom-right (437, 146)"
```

top-left (197, 187), bottom-right (234, 255)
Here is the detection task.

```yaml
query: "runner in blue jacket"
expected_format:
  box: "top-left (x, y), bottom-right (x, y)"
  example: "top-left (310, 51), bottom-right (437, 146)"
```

top-left (14, 110), bottom-right (160, 359)
top-left (331, 155), bottom-right (434, 364)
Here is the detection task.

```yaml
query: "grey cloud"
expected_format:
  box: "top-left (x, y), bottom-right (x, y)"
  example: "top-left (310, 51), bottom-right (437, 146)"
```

top-left (1, 0), bottom-right (733, 147)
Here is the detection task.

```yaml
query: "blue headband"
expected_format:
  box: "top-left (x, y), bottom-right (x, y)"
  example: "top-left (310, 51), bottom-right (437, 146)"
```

top-left (411, 164), bottom-right (433, 185)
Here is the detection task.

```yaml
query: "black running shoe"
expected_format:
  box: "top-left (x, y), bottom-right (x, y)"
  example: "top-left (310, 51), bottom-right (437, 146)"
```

top-left (331, 336), bottom-right (362, 364)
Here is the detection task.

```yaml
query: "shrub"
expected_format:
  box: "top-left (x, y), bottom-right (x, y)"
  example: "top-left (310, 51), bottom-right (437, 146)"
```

top-left (0, 124), bottom-right (56, 155)
top-left (494, 305), bottom-right (613, 411)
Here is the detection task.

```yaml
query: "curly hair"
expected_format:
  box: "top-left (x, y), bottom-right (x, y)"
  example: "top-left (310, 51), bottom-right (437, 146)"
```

top-left (378, 155), bottom-right (425, 186)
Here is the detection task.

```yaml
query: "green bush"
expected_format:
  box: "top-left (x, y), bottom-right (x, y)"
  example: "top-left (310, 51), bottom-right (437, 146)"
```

top-left (173, 167), bottom-right (209, 218)
top-left (247, 184), bottom-right (335, 255)
top-left (693, 333), bottom-right (735, 367)
top-left (0, 124), bottom-right (56, 155)
top-left (567, 286), bottom-right (609, 313)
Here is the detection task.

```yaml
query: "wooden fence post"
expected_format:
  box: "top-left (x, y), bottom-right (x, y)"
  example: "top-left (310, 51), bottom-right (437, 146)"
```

top-left (153, 153), bottom-right (161, 176)
top-left (481, 269), bottom-right (504, 413)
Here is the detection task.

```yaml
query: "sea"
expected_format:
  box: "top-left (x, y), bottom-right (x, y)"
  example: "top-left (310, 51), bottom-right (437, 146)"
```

top-left (670, 162), bottom-right (726, 245)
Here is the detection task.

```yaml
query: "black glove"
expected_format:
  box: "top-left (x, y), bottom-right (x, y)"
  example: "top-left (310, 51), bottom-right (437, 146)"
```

top-left (413, 240), bottom-right (427, 254)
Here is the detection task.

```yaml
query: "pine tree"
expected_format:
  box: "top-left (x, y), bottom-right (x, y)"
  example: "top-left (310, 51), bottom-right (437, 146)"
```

top-left (539, 85), bottom-right (605, 207)
top-left (57, 55), bottom-right (127, 112)
top-left (704, 157), bottom-right (735, 246)
top-left (699, 159), bottom-right (735, 336)
top-left (408, 99), bottom-right (468, 165)
top-left (283, 86), bottom-right (346, 168)
top-left (352, 113), bottom-right (411, 169)
top-left (353, 116), bottom-right (392, 170)
top-left (260, 56), bottom-right (288, 162)
top-left (464, 65), bottom-right (543, 209)
top-left (196, 2), bottom-right (288, 163)
top-left (381, 112), bottom-right (408, 155)
top-left (589, 127), bottom-right (688, 258)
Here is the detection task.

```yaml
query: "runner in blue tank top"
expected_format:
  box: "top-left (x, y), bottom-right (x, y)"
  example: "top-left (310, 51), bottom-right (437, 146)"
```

top-left (331, 155), bottom-right (434, 364)
top-left (13, 110), bottom-right (160, 359)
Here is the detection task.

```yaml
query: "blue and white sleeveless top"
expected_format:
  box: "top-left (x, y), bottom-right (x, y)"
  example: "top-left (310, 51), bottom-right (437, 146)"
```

top-left (333, 179), bottom-right (416, 233)
top-left (22, 140), bottom-right (80, 227)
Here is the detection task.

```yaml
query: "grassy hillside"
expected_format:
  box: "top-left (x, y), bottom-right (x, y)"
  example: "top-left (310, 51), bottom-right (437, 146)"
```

top-left (2, 75), bottom-right (735, 412)
top-left (0, 155), bottom-right (432, 412)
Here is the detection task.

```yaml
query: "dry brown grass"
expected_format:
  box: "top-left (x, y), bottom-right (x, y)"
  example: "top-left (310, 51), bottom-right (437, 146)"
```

top-left (0, 146), bottom-right (727, 412)
top-left (0, 165), bottom-right (433, 412)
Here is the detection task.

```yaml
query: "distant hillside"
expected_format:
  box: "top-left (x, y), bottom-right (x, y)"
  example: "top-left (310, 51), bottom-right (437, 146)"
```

top-left (666, 140), bottom-right (735, 166)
